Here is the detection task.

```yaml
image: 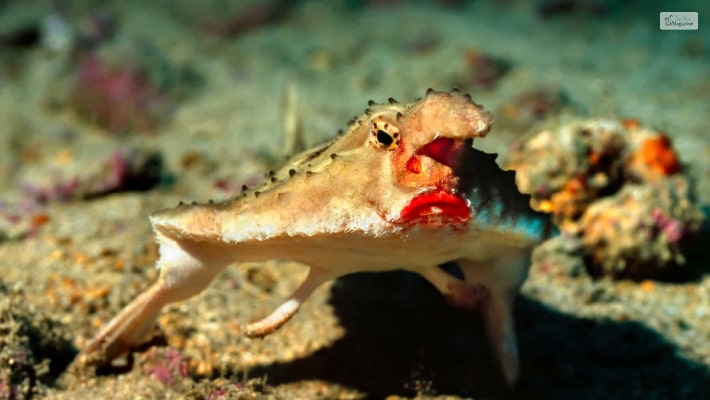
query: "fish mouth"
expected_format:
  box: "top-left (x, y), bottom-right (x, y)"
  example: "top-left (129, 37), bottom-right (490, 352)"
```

top-left (395, 137), bottom-right (471, 226)
top-left (398, 189), bottom-right (470, 226)
top-left (416, 137), bottom-right (465, 169)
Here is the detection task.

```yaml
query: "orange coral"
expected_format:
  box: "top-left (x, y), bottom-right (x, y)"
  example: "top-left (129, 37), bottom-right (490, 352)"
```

top-left (638, 135), bottom-right (681, 175)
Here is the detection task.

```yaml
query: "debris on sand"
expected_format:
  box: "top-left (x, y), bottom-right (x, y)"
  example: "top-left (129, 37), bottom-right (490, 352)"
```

top-left (0, 283), bottom-right (75, 399)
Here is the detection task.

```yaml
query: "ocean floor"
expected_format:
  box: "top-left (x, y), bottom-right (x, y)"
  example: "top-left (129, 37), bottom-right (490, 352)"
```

top-left (0, 1), bottom-right (709, 399)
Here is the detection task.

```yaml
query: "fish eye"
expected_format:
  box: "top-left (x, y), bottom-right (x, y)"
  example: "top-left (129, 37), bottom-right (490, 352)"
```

top-left (371, 119), bottom-right (400, 150)
top-left (377, 130), bottom-right (393, 146)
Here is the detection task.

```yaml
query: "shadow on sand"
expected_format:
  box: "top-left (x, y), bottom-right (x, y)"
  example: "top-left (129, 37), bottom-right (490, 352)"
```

top-left (249, 270), bottom-right (709, 399)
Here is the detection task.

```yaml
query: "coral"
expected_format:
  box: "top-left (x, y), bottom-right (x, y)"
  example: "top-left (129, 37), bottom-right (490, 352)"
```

top-left (580, 178), bottom-right (703, 278)
top-left (66, 34), bottom-right (203, 133)
top-left (0, 149), bottom-right (165, 241)
top-left (508, 119), bottom-right (627, 222)
top-left (21, 149), bottom-right (165, 202)
top-left (70, 54), bottom-right (168, 133)
top-left (626, 132), bottom-right (682, 180)
top-left (507, 118), bottom-right (704, 279)
top-left (82, 149), bottom-right (166, 198)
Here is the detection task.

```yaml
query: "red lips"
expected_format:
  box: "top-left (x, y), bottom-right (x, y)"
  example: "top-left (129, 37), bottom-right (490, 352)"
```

top-left (396, 138), bottom-right (469, 226)
top-left (398, 190), bottom-right (470, 225)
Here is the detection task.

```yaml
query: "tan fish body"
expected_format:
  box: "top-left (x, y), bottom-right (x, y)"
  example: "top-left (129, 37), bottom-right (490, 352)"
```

top-left (83, 89), bottom-right (550, 385)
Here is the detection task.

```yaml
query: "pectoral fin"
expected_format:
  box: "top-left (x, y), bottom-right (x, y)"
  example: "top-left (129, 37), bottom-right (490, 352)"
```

top-left (245, 267), bottom-right (336, 337)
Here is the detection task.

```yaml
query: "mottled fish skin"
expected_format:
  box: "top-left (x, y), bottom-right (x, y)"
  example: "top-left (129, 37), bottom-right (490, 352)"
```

top-left (457, 143), bottom-right (557, 244)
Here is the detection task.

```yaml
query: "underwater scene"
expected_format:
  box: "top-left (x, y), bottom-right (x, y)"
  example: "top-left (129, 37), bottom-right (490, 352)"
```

top-left (0, 0), bottom-right (708, 399)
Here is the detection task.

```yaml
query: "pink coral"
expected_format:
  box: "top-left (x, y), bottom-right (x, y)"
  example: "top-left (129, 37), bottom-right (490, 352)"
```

top-left (70, 54), bottom-right (166, 133)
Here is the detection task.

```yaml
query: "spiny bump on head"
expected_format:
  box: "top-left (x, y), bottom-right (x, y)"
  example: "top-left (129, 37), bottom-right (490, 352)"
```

top-left (388, 97), bottom-right (398, 104)
top-left (254, 191), bottom-right (261, 197)
top-left (396, 112), bottom-right (403, 121)
top-left (241, 184), bottom-right (248, 192)
top-left (365, 108), bottom-right (372, 115)
top-left (367, 99), bottom-right (376, 106)
top-left (289, 169), bottom-right (296, 177)
top-left (451, 86), bottom-right (460, 93)
top-left (306, 171), bottom-right (315, 177)
top-left (330, 153), bottom-right (338, 160)
top-left (426, 87), bottom-right (435, 95)
top-left (270, 177), bottom-right (277, 183)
